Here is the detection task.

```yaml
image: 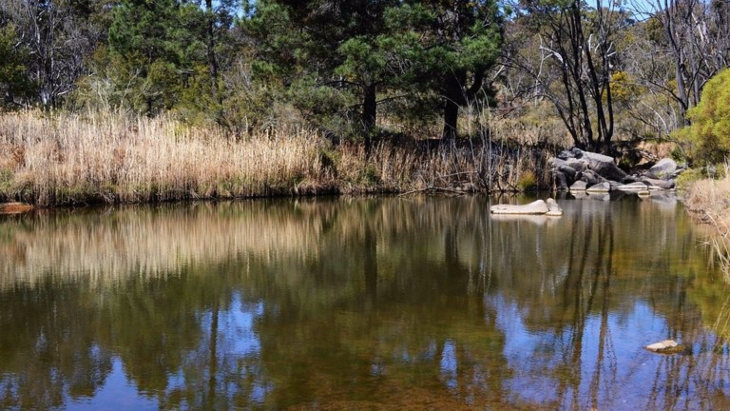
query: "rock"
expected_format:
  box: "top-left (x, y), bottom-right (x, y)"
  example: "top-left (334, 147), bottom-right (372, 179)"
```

top-left (490, 200), bottom-right (549, 215)
top-left (586, 182), bottom-right (611, 193)
top-left (642, 177), bottom-right (676, 190)
top-left (649, 158), bottom-right (678, 179)
top-left (546, 198), bottom-right (563, 216)
top-left (570, 181), bottom-right (588, 192)
top-left (565, 158), bottom-right (589, 172)
top-left (553, 170), bottom-right (569, 191)
top-left (549, 158), bottom-right (577, 180)
top-left (580, 150), bottom-right (628, 182)
top-left (558, 150), bottom-right (575, 160)
top-left (579, 169), bottom-right (606, 186)
top-left (608, 180), bottom-right (622, 191)
top-left (644, 339), bottom-right (687, 354)
top-left (617, 182), bottom-right (650, 194)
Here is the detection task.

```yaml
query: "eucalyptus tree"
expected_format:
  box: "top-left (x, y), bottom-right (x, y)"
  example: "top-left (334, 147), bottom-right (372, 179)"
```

top-left (505, 0), bottom-right (625, 153)
top-left (0, 0), bottom-right (103, 108)
top-left (629, 0), bottom-right (730, 126)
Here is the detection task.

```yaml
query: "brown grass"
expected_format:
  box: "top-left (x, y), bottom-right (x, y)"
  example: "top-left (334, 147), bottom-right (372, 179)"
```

top-left (0, 109), bottom-right (551, 206)
top-left (684, 163), bottom-right (730, 280)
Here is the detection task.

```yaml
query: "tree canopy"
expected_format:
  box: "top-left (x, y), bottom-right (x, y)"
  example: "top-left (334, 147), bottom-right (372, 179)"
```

top-left (0, 0), bottom-right (728, 157)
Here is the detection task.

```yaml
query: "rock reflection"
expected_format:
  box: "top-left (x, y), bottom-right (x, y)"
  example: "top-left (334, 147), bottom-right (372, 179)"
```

top-left (0, 196), bottom-right (727, 410)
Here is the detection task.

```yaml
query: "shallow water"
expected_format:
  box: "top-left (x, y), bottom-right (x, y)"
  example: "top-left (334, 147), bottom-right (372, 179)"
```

top-left (0, 194), bottom-right (729, 410)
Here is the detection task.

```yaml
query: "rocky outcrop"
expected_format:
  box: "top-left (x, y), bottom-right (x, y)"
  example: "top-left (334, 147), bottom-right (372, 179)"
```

top-left (490, 199), bottom-right (563, 217)
top-left (550, 148), bottom-right (683, 195)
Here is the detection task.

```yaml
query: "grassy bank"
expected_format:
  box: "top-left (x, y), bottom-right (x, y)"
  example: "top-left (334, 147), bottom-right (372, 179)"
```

top-left (0, 110), bottom-right (550, 206)
top-left (684, 164), bottom-right (730, 280)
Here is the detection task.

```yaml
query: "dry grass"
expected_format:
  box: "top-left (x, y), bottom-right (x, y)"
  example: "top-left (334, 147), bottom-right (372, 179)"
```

top-left (0, 109), bottom-right (550, 206)
top-left (685, 163), bottom-right (730, 280)
top-left (0, 110), bottom-right (332, 205)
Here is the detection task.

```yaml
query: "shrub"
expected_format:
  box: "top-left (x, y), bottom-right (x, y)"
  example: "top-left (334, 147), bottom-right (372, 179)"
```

top-left (675, 68), bottom-right (730, 166)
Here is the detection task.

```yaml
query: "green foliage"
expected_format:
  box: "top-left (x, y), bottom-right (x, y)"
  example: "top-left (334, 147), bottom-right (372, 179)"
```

top-left (0, 24), bottom-right (35, 108)
top-left (517, 170), bottom-right (537, 191)
top-left (101, 0), bottom-right (209, 115)
top-left (675, 68), bottom-right (730, 166)
top-left (675, 168), bottom-right (704, 189)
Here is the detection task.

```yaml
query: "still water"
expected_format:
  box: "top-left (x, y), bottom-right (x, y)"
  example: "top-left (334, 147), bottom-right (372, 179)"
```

top-left (0, 195), bottom-right (729, 410)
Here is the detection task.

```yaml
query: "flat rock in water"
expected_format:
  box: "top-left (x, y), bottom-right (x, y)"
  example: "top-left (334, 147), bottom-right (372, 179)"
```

top-left (617, 182), bottom-right (650, 191)
top-left (490, 200), bottom-right (549, 215)
top-left (546, 198), bottom-right (563, 216)
top-left (644, 339), bottom-right (685, 354)
top-left (642, 177), bottom-right (675, 190)
top-left (617, 182), bottom-right (651, 196)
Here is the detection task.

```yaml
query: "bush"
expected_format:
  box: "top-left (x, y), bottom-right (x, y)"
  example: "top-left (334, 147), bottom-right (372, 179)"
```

top-left (675, 68), bottom-right (730, 166)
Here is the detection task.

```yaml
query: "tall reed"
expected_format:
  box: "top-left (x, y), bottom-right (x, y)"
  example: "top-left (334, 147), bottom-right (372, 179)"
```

top-left (0, 109), bottom-right (550, 206)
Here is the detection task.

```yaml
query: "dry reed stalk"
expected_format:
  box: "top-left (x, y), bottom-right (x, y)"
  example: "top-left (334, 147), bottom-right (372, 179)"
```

top-left (0, 109), bottom-right (551, 206)
top-left (685, 163), bottom-right (730, 281)
top-left (0, 110), bottom-right (331, 205)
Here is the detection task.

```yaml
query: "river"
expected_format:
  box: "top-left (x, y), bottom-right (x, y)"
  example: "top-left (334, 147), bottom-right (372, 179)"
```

top-left (0, 194), bottom-right (728, 410)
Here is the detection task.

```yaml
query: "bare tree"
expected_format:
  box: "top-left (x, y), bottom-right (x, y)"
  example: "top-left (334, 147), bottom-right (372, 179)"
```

top-left (0, 0), bottom-right (102, 108)
top-left (629, 0), bottom-right (730, 125)
top-left (503, 0), bottom-right (623, 153)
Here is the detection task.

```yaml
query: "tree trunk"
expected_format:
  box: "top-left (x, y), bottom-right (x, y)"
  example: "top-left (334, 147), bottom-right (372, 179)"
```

top-left (363, 83), bottom-right (377, 155)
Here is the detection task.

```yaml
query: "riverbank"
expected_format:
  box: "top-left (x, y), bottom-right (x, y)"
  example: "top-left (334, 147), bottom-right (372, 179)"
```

top-left (0, 110), bottom-right (549, 207)
top-left (683, 165), bottom-right (730, 279)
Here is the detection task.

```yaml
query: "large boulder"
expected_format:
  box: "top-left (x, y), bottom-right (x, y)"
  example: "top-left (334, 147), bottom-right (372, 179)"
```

top-left (579, 169), bottom-right (606, 186)
top-left (549, 158), bottom-right (578, 180)
top-left (553, 171), bottom-right (569, 191)
top-left (586, 182), bottom-right (611, 193)
top-left (570, 181), bottom-right (588, 192)
top-left (565, 158), bottom-right (589, 172)
top-left (575, 149), bottom-right (628, 182)
top-left (649, 158), bottom-right (678, 180)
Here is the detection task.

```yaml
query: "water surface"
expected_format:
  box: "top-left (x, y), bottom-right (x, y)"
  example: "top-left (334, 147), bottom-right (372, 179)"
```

top-left (1, 195), bottom-right (729, 410)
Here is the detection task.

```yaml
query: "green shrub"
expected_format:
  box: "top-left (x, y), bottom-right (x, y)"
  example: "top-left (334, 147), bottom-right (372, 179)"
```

top-left (675, 68), bottom-right (730, 166)
top-left (517, 170), bottom-right (537, 191)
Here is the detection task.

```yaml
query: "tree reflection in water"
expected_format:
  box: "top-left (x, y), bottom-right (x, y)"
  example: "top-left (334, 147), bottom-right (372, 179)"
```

top-left (0, 196), bottom-right (728, 410)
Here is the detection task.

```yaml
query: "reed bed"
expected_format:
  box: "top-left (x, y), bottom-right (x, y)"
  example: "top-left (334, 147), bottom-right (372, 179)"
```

top-left (0, 110), bottom-right (550, 206)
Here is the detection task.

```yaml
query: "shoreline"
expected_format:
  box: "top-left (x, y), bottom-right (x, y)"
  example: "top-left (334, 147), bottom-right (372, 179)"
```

top-left (0, 110), bottom-right (550, 207)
